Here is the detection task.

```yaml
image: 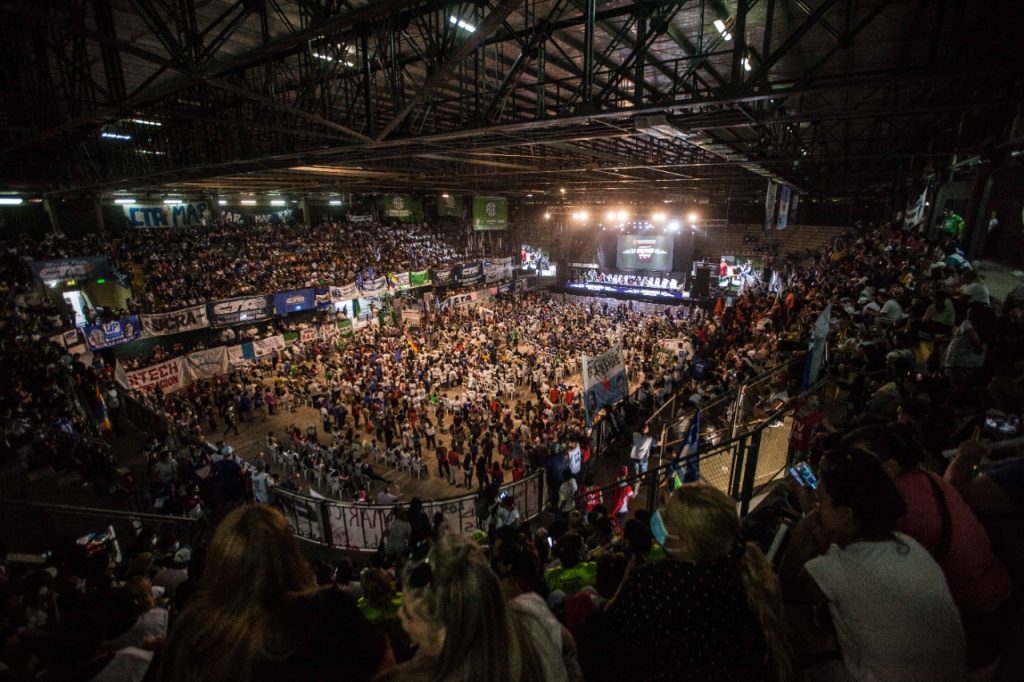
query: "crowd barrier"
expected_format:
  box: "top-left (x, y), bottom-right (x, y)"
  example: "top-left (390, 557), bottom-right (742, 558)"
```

top-left (273, 471), bottom-right (544, 551)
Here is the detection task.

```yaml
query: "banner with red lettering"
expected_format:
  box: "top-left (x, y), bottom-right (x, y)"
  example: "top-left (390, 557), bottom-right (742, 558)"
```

top-left (124, 357), bottom-right (187, 393)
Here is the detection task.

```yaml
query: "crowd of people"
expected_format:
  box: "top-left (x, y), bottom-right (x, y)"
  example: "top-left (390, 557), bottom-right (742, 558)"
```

top-left (1, 216), bottom-right (1023, 682)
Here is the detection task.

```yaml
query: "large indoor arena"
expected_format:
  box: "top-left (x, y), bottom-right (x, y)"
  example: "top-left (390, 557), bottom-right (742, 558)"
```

top-left (1, 1), bottom-right (1023, 680)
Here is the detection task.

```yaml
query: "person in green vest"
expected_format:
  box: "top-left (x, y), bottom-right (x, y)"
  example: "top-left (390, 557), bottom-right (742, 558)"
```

top-left (941, 209), bottom-right (965, 242)
top-left (544, 532), bottom-right (596, 596)
top-left (357, 567), bottom-right (402, 626)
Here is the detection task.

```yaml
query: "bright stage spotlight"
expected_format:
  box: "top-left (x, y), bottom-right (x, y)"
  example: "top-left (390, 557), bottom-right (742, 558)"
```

top-left (617, 209), bottom-right (629, 222)
top-left (651, 212), bottom-right (666, 223)
top-left (688, 212), bottom-right (699, 223)
top-left (573, 210), bottom-right (589, 222)
top-left (668, 220), bottom-right (681, 232)
top-left (544, 212), bottom-right (551, 220)
top-left (606, 209), bottom-right (617, 221)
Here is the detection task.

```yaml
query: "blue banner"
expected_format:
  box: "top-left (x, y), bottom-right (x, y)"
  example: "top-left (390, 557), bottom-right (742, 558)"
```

top-left (454, 261), bottom-right (483, 285)
top-left (273, 288), bottom-right (315, 315)
top-left (85, 316), bottom-right (141, 350)
top-left (314, 287), bottom-right (332, 310)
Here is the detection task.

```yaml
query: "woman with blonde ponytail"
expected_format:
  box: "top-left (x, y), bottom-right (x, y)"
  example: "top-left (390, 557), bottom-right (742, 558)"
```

top-left (594, 484), bottom-right (791, 682)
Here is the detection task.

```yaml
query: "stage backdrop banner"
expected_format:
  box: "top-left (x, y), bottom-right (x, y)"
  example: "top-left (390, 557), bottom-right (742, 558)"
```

top-left (123, 201), bottom-right (210, 228)
top-left (582, 345), bottom-right (628, 427)
top-left (776, 186), bottom-right (792, 230)
top-left (85, 317), bottom-right (141, 350)
top-left (273, 288), bottom-right (315, 315)
top-left (472, 196), bottom-right (508, 231)
top-left (125, 357), bottom-right (187, 393)
top-left (29, 257), bottom-right (112, 282)
top-left (207, 295), bottom-right (275, 327)
top-left (455, 261), bottom-right (483, 285)
top-left (140, 304), bottom-right (209, 338)
top-left (409, 270), bottom-right (431, 288)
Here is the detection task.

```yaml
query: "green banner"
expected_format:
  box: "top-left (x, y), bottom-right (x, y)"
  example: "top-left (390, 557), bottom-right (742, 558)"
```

top-left (472, 196), bottom-right (508, 231)
top-left (410, 270), bottom-right (430, 287)
top-left (383, 194), bottom-right (422, 222)
top-left (438, 194), bottom-right (463, 217)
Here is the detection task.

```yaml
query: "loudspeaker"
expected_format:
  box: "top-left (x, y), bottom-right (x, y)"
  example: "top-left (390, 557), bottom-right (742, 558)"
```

top-left (692, 267), bottom-right (712, 299)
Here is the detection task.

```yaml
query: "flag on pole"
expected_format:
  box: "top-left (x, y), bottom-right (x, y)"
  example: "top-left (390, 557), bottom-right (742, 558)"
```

top-left (671, 409), bottom-right (701, 488)
top-left (95, 384), bottom-right (112, 434)
top-left (406, 334), bottom-right (420, 354)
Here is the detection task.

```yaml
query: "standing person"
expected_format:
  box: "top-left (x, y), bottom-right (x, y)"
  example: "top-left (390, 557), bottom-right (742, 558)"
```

top-left (250, 460), bottom-right (273, 504)
top-left (446, 448), bottom-right (460, 486)
top-left (157, 506), bottom-right (390, 682)
top-left (558, 470), bottom-right (578, 515)
top-left (787, 394), bottom-right (833, 463)
top-left (476, 456), bottom-right (490, 491)
top-left (462, 452), bottom-right (474, 489)
top-left (435, 444), bottom-right (448, 480)
top-left (609, 466), bottom-right (635, 531)
top-left (629, 427), bottom-right (653, 482)
top-left (223, 405), bottom-right (239, 436)
top-left (779, 450), bottom-right (967, 682)
top-left (383, 507), bottom-right (412, 567)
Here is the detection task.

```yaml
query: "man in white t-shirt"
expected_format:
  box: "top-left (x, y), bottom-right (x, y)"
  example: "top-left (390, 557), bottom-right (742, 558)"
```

top-left (250, 460), bottom-right (273, 503)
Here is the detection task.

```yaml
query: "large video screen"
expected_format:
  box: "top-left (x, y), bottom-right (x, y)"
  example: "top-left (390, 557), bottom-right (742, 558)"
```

top-left (521, 244), bottom-right (556, 276)
top-left (616, 235), bottom-right (674, 271)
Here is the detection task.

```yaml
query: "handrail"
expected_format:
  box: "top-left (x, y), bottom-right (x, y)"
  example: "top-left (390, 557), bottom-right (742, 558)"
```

top-left (0, 498), bottom-right (198, 524)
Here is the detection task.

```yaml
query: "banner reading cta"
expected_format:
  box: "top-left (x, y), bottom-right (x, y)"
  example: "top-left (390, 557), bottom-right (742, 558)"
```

top-left (140, 304), bottom-right (209, 338)
top-left (582, 346), bottom-right (628, 426)
top-left (472, 196), bottom-right (508, 231)
top-left (454, 261), bottom-right (483, 285)
top-left (123, 201), bottom-right (210, 228)
top-left (273, 289), bottom-right (315, 315)
top-left (29, 257), bottom-right (112, 282)
top-left (207, 295), bottom-right (275, 327)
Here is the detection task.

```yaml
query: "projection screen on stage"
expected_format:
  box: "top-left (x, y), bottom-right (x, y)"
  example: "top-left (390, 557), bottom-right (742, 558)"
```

top-left (616, 234), bottom-right (675, 271)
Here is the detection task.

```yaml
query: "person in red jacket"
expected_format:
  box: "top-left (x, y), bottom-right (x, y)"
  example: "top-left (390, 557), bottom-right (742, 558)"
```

top-left (510, 459), bottom-right (525, 481)
top-left (490, 461), bottom-right (504, 485)
top-left (609, 466), bottom-right (635, 531)
top-left (581, 472), bottom-right (602, 513)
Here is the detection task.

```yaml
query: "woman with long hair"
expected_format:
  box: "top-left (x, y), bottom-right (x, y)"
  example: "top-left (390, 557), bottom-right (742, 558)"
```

top-left (593, 483), bottom-right (791, 682)
top-left (158, 505), bottom-right (390, 682)
top-left (376, 536), bottom-right (555, 682)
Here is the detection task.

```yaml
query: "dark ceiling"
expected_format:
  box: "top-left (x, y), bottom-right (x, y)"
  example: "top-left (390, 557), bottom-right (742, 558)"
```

top-left (1, 0), bottom-right (1021, 201)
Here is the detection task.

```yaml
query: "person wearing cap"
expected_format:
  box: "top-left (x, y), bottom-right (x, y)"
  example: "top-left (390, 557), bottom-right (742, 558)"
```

top-left (153, 548), bottom-right (191, 594)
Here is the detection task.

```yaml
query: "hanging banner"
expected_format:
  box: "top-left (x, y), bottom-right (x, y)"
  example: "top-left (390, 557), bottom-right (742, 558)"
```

top-left (904, 187), bottom-right (928, 229)
top-left (276, 492), bottom-right (325, 543)
top-left (29, 257), bottom-right (112, 282)
top-left (226, 345), bottom-right (249, 368)
top-left (123, 201), bottom-right (211, 228)
top-left (409, 270), bottom-right (431, 288)
top-left (777, 186), bottom-right (792, 231)
top-left (314, 287), bottom-right (331, 310)
top-left (454, 261), bottom-right (483, 285)
top-left (207, 295), bottom-right (275, 327)
top-left (789, 193), bottom-right (800, 224)
top-left (249, 335), bottom-right (286, 358)
top-left (438, 194), bottom-right (463, 217)
top-left (358, 277), bottom-right (387, 296)
top-left (85, 317), bottom-right (141, 350)
top-left (330, 283), bottom-right (359, 301)
top-left (184, 347), bottom-right (229, 381)
top-left (387, 272), bottom-right (411, 290)
top-left (219, 208), bottom-right (296, 225)
top-left (347, 214), bottom-right (374, 224)
top-left (140, 304), bottom-right (209, 338)
top-left (803, 304), bottom-right (831, 389)
top-left (273, 289), bottom-right (315, 315)
top-left (432, 267), bottom-right (454, 287)
top-left (383, 195), bottom-right (422, 222)
top-left (582, 345), bottom-right (628, 426)
top-left (125, 357), bottom-right (187, 393)
top-left (764, 181), bottom-right (778, 233)
top-left (472, 196), bottom-right (508, 231)
top-left (49, 328), bottom-right (81, 349)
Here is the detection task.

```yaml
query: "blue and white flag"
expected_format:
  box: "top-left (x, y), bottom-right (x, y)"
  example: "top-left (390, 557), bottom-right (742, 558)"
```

top-left (678, 409), bottom-right (701, 484)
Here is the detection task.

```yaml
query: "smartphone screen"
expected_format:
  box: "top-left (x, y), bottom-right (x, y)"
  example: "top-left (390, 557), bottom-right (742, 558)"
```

top-left (796, 462), bottom-right (819, 489)
top-left (787, 466), bottom-right (807, 487)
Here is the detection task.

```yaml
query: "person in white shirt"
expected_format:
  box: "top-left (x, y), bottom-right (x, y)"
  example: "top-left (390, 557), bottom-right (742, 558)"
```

top-left (491, 495), bottom-right (521, 529)
top-left (957, 271), bottom-right (990, 306)
top-left (250, 460), bottom-right (273, 503)
top-left (780, 449), bottom-right (966, 682)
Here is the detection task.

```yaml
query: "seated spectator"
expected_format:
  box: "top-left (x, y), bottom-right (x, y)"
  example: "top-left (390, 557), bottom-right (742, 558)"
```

top-left (157, 505), bottom-right (391, 682)
top-left (780, 449), bottom-right (967, 682)
top-left (377, 536), bottom-right (557, 681)
top-left (594, 484), bottom-right (789, 682)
